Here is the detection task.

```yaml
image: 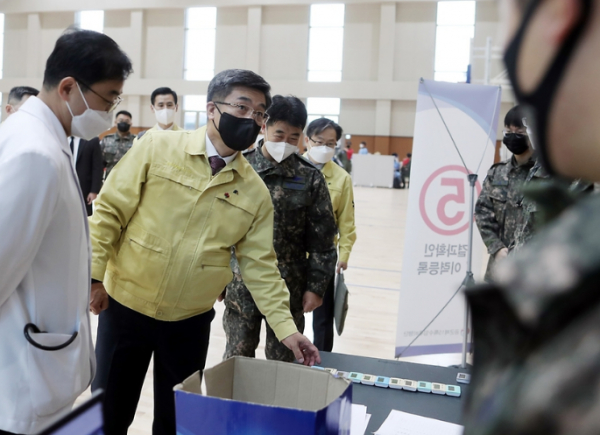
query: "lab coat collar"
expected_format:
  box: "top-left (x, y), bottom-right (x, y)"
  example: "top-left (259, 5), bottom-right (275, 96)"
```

top-left (19, 96), bottom-right (69, 153)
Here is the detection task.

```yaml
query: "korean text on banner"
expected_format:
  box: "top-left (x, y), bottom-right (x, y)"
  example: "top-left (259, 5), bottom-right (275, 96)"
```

top-left (395, 79), bottom-right (501, 358)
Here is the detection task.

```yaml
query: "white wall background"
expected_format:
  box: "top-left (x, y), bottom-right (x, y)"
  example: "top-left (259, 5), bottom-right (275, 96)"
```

top-left (0, 0), bottom-right (514, 139)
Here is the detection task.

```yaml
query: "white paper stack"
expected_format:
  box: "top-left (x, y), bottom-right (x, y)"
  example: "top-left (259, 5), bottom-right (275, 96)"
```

top-left (351, 404), bottom-right (372, 435)
top-left (374, 410), bottom-right (464, 435)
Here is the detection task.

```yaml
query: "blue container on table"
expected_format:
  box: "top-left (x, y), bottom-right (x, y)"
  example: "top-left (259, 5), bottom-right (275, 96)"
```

top-left (174, 357), bottom-right (353, 435)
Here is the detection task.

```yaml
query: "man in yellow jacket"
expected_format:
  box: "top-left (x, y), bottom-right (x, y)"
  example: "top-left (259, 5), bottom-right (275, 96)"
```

top-left (88, 69), bottom-right (320, 435)
top-left (304, 118), bottom-right (357, 351)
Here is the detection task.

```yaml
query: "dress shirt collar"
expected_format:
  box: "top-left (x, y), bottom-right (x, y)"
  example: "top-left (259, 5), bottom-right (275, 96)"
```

top-left (205, 133), bottom-right (238, 164)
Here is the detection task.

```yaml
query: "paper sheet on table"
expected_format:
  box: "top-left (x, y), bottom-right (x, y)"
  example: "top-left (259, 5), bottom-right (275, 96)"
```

top-left (374, 410), bottom-right (464, 435)
top-left (351, 404), bottom-right (371, 435)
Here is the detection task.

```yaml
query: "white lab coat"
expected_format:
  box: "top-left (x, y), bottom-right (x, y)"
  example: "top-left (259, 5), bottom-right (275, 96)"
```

top-left (0, 97), bottom-right (95, 434)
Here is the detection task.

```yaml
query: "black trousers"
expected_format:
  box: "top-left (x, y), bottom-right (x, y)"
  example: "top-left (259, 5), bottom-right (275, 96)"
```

top-left (92, 296), bottom-right (214, 435)
top-left (312, 274), bottom-right (335, 352)
top-left (0, 430), bottom-right (22, 435)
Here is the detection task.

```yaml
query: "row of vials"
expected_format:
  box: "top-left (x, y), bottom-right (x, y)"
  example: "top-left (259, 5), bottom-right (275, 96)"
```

top-left (312, 366), bottom-right (462, 397)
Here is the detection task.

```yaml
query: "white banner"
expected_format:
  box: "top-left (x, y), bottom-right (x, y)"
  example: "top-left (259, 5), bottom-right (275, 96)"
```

top-left (395, 79), bottom-right (501, 358)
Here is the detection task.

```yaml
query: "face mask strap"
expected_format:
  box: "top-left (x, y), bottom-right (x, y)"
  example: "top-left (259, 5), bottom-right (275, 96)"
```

top-left (211, 103), bottom-right (224, 135)
top-left (504, 0), bottom-right (593, 174)
top-left (66, 81), bottom-right (92, 119)
top-left (76, 82), bottom-right (91, 110)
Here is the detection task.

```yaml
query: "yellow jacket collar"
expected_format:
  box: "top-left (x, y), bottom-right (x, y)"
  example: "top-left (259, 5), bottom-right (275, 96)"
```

top-left (184, 125), bottom-right (252, 178)
top-left (322, 160), bottom-right (334, 178)
top-left (302, 151), bottom-right (333, 177)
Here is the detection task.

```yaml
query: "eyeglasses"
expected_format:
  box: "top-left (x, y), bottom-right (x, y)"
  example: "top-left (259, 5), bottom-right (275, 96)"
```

top-left (213, 101), bottom-right (268, 125)
top-left (309, 137), bottom-right (337, 148)
top-left (78, 81), bottom-right (123, 113)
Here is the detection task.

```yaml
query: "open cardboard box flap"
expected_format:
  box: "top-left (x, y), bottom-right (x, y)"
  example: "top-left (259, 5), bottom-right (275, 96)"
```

top-left (175, 357), bottom-right (350, 412)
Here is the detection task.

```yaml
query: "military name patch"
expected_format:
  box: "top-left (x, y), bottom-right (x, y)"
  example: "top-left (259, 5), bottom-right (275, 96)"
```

top-left (283, 182), bottom-right (305, 190)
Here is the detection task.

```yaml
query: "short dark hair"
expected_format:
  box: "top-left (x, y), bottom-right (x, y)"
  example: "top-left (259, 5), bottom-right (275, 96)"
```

top-left (43, 28), bottom-right (133, 89)
top-left (207, 69), bottom-right (272, 109)
top-left (504, 105), bottom-right (525, 128)
top-left (265, 95), bottom-right (307, 130)
top-left (392, 153), bottom-right (398, 157)
top-left (115, 110), bottom-right (132, 119)
top-left (306, 118), bottom-right (343, 141)
top-left (360, 141), bottom-right (367, 145)
top-left (8, 86), bottom-right (39, 104)
top-left (151, 87), bottom-right (178, 105)
top-left (407, 153), bottom-right (412, 157)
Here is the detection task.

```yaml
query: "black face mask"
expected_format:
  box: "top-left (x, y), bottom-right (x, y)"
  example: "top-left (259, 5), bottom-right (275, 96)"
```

top-left (503, 133), bottom-right (529, 155)
top-left (117, 122), bottom-right (130, 133)
top-left (503, 0), bottom-right (592, 175)
top-left (213, 109), bottom-right (261, 152)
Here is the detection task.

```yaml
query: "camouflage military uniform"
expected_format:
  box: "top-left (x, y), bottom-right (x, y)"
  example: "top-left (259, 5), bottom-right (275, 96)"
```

top-left (223, 143), bottom-right (337, 362)
top-left (513, 164), bottom-right (593, 252)
top-left (475, 155), bottom-right (535, 281)
top-left (511, 160), bottom-right (549, 251)
top-left (464, 187), bottom-right (600, 435)
top-left (100, 132), bottom-right (136, 176)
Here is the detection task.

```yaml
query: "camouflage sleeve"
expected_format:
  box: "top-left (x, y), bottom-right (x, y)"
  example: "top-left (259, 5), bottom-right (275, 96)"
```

top-left (475, 172), bottom-right (506, 256)
top-left (99, 137), bottom-right (107, 168)
top-left (305, 170), bottom-right (337, 298)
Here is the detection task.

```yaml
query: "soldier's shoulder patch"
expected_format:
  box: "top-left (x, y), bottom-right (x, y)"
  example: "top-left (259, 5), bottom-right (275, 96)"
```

top-left (487, 160), bottom-right (509, 175)
top-left (242, 148), bottom-right (258, 163)
top-left (491, 179), bottom-right (509, 187)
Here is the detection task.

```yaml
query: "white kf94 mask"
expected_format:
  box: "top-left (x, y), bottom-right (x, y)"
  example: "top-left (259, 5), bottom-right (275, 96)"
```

top-left (264, 140), bottom-right (298, 163)
top-left (309, 145), bottom-right (335, 164)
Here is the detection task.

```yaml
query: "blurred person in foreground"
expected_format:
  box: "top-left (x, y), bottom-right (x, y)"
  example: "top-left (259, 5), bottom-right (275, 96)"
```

top-left (463, 0), bottom-right (600, 433)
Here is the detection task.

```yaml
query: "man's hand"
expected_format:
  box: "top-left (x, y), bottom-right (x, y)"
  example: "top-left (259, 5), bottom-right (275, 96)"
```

top-left (90, 282), bottom-right (109, 315)
top-left (336, 261), bottom-right (348, 274)
top-left (217, 288), bottom-right (226, 302)
top-left (87, 193), bottom-right (98, 205)
top-left (303, 292), bottom-right (323, 313)
top-left (494, 247), bottom-right (509, 261)
top-left (281, 332), bottom-right (321, 366)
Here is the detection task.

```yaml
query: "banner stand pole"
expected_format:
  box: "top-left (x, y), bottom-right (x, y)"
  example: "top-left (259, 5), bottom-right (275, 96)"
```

top-left (458, 173), bottom-right (478, 369)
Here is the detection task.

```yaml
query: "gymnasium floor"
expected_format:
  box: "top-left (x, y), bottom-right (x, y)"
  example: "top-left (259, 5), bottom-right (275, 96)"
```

top-left (77, 186), bottom-right (475, 433)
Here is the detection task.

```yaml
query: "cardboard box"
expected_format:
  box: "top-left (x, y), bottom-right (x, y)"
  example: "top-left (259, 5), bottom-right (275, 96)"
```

top-left (174, 357), bottom-right (353, 435)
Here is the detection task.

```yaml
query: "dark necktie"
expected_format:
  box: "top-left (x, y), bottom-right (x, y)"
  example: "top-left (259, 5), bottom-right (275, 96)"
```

top-left (209, 156), bottom-right (226, 175)
top-left (70, 137), bottom-right (74, 155)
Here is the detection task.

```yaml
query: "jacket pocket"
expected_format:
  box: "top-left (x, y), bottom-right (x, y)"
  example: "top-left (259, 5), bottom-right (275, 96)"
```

top-left (489, 190), bottom-right (507, 222)
top-left (27, 324), bottom-right (91, 417)
top-left (115, 225), bottom-right (170, 299)
top-left (206, 193), bottom-right (256, 246)
top-left (179, 251), bottom-right (233, 311)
